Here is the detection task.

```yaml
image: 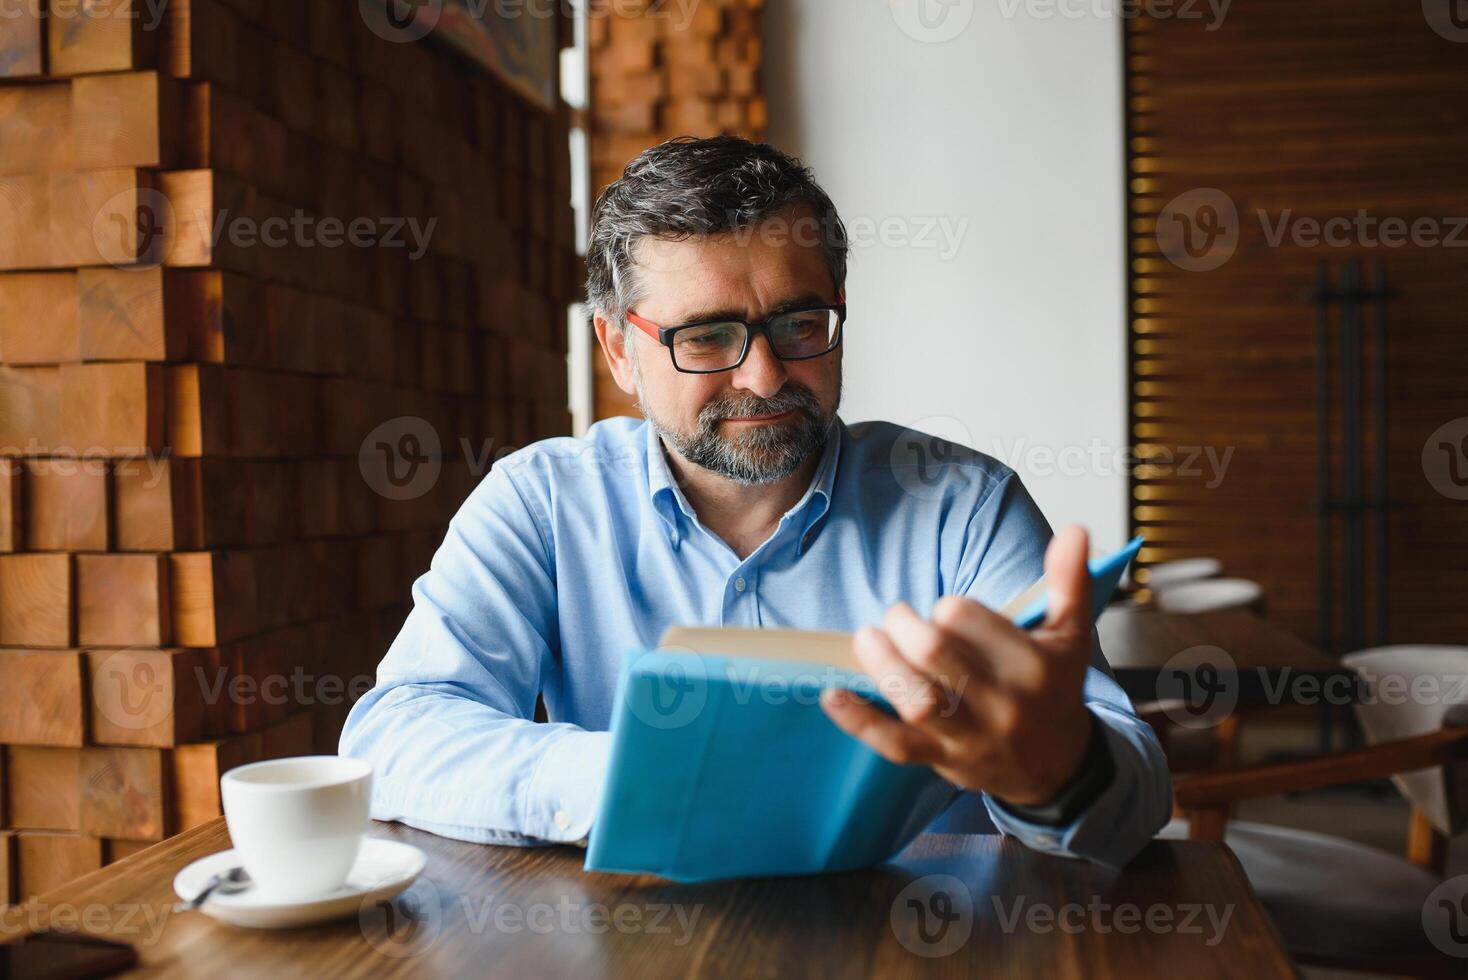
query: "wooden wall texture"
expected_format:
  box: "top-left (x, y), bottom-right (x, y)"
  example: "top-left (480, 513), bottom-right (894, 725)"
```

top-left (1125, 1), bottom-right (1468, 651)
top-left (587, 0), bottom-right (765, 420)
top-left (0, 0), bottom-right (579, 902)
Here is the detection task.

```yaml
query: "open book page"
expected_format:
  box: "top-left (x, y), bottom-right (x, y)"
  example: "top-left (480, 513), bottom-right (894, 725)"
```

top-left (656, 578), bottom-right (1047, 673)
top-left (658, 626), bottom-right (861, 672)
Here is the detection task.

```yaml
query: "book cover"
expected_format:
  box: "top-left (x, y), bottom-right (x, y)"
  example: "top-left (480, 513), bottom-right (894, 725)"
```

top-left (584, 536), bottom-right (1142, 881)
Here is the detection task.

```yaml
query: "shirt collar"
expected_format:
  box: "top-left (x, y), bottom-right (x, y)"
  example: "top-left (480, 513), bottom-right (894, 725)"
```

top-left (645, 417), bottom-right (844, 553)
top-left (791, 418), bottom-right (842, 553)
top-left (646, 421), bottom-right (696, 530)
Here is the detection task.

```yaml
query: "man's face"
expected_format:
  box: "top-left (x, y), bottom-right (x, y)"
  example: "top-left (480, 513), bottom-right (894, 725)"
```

top-left (599, 206), bottom-right (843, 485)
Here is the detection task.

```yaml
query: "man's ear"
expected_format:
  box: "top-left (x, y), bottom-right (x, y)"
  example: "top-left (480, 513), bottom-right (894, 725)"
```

top-left (592, 312), bottom-right (638, 396)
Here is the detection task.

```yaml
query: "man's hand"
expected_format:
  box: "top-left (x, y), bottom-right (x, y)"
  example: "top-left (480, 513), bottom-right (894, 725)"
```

top-left (820, 525), bottom-right (1098, 808)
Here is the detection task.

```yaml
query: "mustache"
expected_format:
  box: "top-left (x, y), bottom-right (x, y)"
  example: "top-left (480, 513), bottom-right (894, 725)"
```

top-left (697, 384), bottom-right (822, 427)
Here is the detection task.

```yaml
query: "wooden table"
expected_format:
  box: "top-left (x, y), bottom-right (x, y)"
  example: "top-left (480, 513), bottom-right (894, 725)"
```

top-left (1099, 607), bottom-right (1357, 707)
top-left (1, 817), bottom-right (1295, 978)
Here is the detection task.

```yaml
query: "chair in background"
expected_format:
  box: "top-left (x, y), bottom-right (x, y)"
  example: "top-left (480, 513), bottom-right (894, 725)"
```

top-left (1161, 646), bottom-right (1468, 976)
top-left (1342, 646), bottom-right (1468, 875)
top-left (1154, 577), bottom-right (1266, 615)
top-left (1134, 701), bottom-right (1243, 774)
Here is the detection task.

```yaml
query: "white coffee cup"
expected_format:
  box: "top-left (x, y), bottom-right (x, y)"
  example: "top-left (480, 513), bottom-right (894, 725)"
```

top-left (220, 755), bottom-right (372, 900)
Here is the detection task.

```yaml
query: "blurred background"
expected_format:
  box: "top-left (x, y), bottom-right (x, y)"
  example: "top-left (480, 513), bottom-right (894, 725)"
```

top-left (0, 1), bottom-right (1465, 971)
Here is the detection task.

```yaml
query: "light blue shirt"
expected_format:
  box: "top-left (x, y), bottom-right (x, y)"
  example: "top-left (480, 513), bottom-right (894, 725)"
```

top-left (341, 416), bottom-right (1172, 867)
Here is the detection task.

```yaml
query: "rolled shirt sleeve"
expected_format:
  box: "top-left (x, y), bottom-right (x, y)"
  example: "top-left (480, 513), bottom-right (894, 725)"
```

top-left (339, 462), bottom-right (610, 845)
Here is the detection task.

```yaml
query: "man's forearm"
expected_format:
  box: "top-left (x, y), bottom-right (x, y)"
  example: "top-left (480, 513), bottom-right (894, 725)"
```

top-left (340, 681), bottom-right (611, 845)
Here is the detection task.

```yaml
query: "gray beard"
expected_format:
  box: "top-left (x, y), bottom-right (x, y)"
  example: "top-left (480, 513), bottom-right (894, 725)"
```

top-left (635, 366), bottom-right (838, 486)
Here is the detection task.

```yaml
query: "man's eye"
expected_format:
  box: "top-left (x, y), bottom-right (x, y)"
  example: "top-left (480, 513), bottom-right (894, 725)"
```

top-left (680, 326), bottom-right (738, 346)
top-left (773, 315), bottom-right (820, 338)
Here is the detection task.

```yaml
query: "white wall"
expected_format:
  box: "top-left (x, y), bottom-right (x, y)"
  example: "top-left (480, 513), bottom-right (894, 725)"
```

top-left (765, 0), bottom-right (1128, 547)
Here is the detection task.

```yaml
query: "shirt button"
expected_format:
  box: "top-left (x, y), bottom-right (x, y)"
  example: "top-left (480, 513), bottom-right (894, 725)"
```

top-left (734, 577), bottom-right (746, 593)
top-left (670, 531), bottom-right (679, 546)
top-left (554, 809), bottom-right (572, 831)
top-left (1035, 832), bottom-right (1059, 847)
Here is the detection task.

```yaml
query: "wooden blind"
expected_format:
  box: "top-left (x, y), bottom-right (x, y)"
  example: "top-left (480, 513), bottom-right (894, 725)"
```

top-left (1125, 1), bottom-right (1468, 650)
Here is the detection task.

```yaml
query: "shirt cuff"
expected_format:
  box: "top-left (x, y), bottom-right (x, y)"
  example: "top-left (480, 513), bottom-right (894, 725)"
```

top-left (523, 728), bottom-right (613, 843)
top-left (982, 708), bottom-right (1139, 863)
top-left (990, 713), bottom-right (1114, 827)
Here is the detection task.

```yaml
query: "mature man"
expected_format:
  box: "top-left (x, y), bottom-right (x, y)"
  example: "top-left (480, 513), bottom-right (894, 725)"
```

top-left (341, 136), bottom-right (1171, 868)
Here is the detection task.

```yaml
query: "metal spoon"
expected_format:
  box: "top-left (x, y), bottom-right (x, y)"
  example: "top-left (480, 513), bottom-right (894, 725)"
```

top-left (175, 866), bottom-right (252, 912)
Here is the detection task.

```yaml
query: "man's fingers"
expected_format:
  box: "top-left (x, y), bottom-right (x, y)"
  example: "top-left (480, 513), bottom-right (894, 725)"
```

top-left (1041, 524), bottom-right (1092, 642)
top-left (820, 688), bottom-right (946, 767)
top-left (851, 623), bottom-right (970, 729)
top-left (929, 594), bottom-right (1039, 690)
top-left (881, 603), bottom-right (994, 700)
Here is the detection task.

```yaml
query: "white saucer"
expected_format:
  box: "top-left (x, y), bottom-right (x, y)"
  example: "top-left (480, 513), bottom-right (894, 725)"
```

top-left (173, 838), bottom-right (426, 929)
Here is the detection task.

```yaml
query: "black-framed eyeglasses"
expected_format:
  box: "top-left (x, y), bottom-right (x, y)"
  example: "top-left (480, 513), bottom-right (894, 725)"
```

top-left (626, 303), bottom-right (846, 374)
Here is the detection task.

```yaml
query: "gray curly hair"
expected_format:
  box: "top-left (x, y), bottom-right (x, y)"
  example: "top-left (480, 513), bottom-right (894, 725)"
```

top-left (585, 136), bottom-right (849, 332)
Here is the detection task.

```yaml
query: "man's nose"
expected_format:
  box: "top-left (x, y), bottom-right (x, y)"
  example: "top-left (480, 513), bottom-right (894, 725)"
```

top-left (729, 333), bottom-right (788, 399)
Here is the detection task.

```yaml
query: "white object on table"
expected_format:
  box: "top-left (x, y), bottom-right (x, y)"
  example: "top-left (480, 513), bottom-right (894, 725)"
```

top-left (1154, 578), bottom-right (1264, 614)
top-left (172, 839), bottom-right (425, 929)
top-left (1145, 558), bottom-right (1223, 591)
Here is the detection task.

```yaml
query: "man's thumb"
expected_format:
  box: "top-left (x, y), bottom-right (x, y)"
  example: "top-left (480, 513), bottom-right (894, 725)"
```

top-left (1043, 525), bottom-right (1092, 635)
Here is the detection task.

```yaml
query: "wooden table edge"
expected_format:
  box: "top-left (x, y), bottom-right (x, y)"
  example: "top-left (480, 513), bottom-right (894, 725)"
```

top-left (4, 819), bottom-right (1300, 977)
top-left (1193, 834), bottom-right (1300, 977)
top-left (1, 819), bottom-right (228, 943)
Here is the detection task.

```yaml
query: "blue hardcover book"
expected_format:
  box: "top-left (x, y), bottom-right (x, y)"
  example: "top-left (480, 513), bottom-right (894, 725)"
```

top-left (584, 536), bottom-right (1143, 882)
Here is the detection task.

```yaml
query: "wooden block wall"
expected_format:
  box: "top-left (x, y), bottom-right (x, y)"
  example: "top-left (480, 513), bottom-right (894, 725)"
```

top-left (587, 0), bottom-right (765, 419)
top-left (0, 0), bottom-right (579, 903)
